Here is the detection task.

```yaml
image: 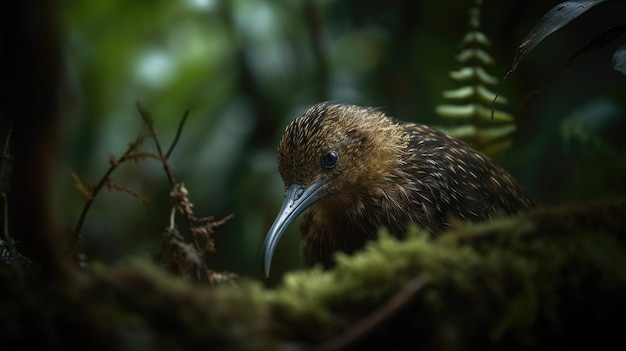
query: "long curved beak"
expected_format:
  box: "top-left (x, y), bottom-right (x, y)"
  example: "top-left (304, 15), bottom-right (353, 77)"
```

top-left (261, 182), bottom-right (325, 278)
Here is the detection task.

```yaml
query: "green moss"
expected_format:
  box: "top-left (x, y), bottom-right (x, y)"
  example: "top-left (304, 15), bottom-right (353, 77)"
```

top-left (2, 201), bottom-right (625, 349)
top-left (264, 202), bottom-right (626, 348)
top-left (90, 259), bottom-right (273, 350)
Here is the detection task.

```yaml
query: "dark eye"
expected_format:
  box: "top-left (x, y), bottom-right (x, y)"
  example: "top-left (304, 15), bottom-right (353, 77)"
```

top-left (321, 150), bottom-right (339, 170)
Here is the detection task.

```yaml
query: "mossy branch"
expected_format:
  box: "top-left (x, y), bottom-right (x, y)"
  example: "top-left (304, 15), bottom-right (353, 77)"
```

top-left (3, 200), bottom-right (625, 349)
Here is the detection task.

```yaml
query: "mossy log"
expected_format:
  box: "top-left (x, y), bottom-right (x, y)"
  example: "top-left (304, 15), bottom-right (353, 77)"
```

top-left (1, 200), bottom-right (625, 350)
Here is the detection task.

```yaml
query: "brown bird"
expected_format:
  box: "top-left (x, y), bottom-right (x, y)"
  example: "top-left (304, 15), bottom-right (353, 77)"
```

top-left (261, 102), bottom-right (534, 277)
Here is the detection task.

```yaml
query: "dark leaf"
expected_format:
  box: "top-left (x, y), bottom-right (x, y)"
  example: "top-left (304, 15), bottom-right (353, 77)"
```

top-left (568, 24), bottom-right (626, 65)
top-left (505, 0), bottom-right (611, 78)
top-left (612, 43), bottom-right (626, 75)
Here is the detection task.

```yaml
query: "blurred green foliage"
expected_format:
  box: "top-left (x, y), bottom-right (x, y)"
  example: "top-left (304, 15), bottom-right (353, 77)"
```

top-left (57, 0), bottom-right (626, 284)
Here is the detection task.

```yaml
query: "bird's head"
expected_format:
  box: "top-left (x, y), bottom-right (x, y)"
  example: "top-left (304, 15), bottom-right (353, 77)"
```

top-left (261, 102), bottom-right (407, 277)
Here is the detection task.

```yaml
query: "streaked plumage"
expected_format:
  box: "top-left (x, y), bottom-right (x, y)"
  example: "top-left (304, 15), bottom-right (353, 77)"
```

top-left (262, 102), bottom-right (534, 277)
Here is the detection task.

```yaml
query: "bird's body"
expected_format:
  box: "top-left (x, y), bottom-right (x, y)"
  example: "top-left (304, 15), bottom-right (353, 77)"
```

top-left (262, 102), bottom-right (534, 276)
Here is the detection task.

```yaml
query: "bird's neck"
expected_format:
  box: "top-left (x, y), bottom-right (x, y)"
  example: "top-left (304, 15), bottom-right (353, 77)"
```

top-left (300, 183), bottom-right (413, 268)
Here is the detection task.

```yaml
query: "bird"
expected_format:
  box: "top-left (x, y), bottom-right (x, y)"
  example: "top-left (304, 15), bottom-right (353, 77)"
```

top-left (261, 102), bottom-right (534, 277)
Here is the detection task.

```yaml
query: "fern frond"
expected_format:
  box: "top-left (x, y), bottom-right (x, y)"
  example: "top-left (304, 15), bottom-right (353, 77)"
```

top-left (434, 0), bottom-right (517, 155)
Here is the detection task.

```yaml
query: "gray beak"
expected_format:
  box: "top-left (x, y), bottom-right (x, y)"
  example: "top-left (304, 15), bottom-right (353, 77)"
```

top-left (261, 182), bottom-right (325, 278)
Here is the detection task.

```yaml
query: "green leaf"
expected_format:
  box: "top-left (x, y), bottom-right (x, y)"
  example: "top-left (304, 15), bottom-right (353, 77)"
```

top-left (435, 104), bottom-right (514, 123)
top-left (477, 106), bottom-right (514, 123)
top-left (449, 67), bottom-right (498, 85)
top-left (474, 67), bottom-right (499, 85)
top-left (463, 31), bottom-right (491, 46)
top-left (435, 125), bottom-right (477, 139)
top-left (476, 85), bottom-right (507, 104)
top-left (476, 125), bottom-right (518, 144)
top-left (456, 48), bottom-right (494, 64)
top-left (441, 85), bottom-right (507, 104)
top-left (435, 104), bottom-right (475, 120)
top-left (442, 86), bottom-right (475, 99)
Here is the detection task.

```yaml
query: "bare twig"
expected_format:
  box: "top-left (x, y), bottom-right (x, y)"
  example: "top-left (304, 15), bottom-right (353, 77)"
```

top-left (135, 103), bottom-right (233, 283)
top-left (317, 276), bottom-right (426, 351)
top-left (69, 103), bottom-right (232, 283)
top-left (164, 183), bottom-right (234, 283)
top-left (166, 109), bottom-right (190, 159)
top-left (135, 104), bottom-right (205, 259)
top-left (71, 129), bottom-right (152, 249)
top-left (167, 182), bottom-right (234, 283)
top-left (170, 183), bottom-right (204, 254)
top-left (136, 102), bottom-right (175, 186)
top-left (1, 120), bottom-right (25, 280)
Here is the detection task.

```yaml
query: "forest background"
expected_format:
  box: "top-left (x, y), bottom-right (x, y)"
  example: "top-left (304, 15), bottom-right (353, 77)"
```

top-left (15, 0), bottom-right (625, 284)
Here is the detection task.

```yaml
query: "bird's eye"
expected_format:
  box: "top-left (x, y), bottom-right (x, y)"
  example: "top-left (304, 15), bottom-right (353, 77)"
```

top-left (321, 150), bottom-right (339, 170)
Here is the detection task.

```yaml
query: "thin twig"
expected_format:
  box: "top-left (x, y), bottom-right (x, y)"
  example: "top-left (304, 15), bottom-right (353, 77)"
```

top-left (134, 104), bottom-right (233, 283)
top-left (135, 104), bottom-right (198, 249)
top-left (166, 109), bottom-right (190, 159)
top-left (136, 102), bottom-right (175, 186)
top-left (71, 129), bottom-right (151, 249)
top-left (317, 276), bottom-right (426, 351)
top-left (136, 102), bottom-right (211, 278)
top-left (1, 121), bottom-right (24, 281)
